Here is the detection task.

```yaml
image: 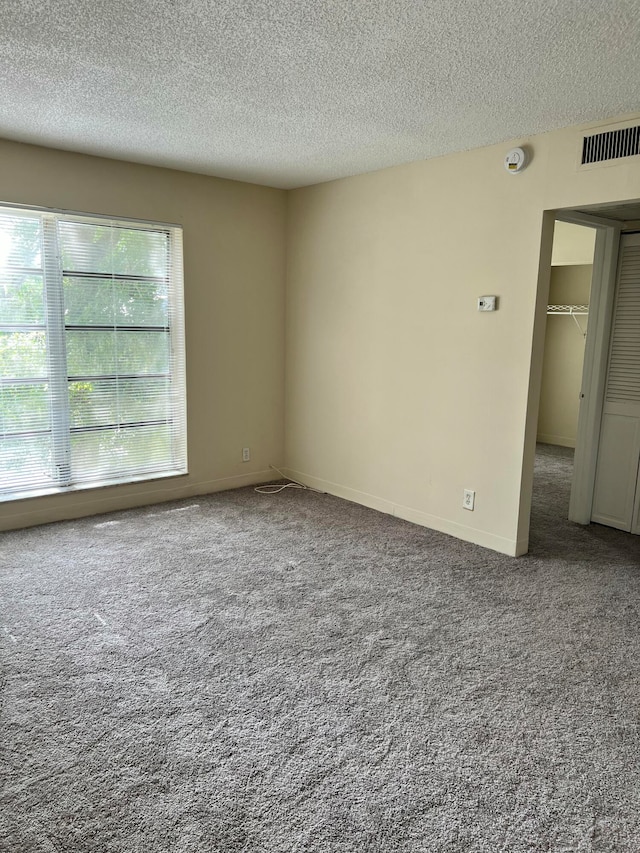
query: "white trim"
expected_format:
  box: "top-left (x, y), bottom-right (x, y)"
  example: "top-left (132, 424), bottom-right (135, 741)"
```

top-left (0, 199), bottom-right (181, 230)
top-left (168, 227), bottom-right (188, 473)
top-left (283, 468), bottom-right (521, 556)
top-left (555, 210), bottom-right (623, 229)
top-left (515, 210), bottom-right (556, 556)
top-left (0, 467), bottom-right (189, 504)
top-left (569, 223), bottom-right (622, 523)
top-left (0, 469), bottom-right (276, 531)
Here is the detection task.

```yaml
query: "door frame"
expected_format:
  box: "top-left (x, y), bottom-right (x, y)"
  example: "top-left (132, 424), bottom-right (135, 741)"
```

top-left (553, 211), bottom-right (623, 524)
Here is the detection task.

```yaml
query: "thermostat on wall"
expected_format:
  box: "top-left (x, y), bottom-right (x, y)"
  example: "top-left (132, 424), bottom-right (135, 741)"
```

top-left (478, 296), bottom-right (497, 311)
top-left (504, 147), bottom-right (528, 174)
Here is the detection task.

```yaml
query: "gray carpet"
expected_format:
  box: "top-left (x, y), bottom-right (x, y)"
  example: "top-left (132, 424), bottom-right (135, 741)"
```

top-left (1, 444), bottom-right (640, 852)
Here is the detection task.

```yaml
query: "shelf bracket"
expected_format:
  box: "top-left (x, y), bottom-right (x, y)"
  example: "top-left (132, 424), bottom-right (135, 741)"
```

top-left (570, 309), bottom-right (587, 337)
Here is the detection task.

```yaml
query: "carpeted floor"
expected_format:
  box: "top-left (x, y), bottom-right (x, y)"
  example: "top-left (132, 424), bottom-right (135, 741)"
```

top-left (1, 444), bottom-right (640, 852)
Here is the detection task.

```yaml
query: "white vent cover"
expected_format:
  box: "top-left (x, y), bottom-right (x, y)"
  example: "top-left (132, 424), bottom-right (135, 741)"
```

top-left (581, 122), bottom-right (640, 167)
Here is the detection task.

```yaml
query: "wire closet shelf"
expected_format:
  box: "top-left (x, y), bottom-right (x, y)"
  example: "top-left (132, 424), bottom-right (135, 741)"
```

top-left (546, 304), bottom-right (589, 336)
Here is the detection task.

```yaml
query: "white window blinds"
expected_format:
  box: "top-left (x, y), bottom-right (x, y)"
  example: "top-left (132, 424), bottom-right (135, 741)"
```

top-left (0, 205), bottom-right (187, 499)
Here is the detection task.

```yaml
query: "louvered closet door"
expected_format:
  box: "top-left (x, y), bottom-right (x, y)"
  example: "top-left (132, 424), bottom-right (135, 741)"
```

top-left (592, 233), bottom-right (640, 532)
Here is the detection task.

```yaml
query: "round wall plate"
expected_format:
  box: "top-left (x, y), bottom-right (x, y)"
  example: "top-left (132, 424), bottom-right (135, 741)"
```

top-left (504, 147), bottom-right (528, 174)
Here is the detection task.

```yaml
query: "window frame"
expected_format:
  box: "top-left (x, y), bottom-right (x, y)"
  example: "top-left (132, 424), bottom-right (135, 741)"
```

top-left (0, 202), bottom-right (188, 501)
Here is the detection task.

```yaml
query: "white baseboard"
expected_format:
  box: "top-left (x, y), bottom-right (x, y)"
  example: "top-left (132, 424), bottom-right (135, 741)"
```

top-left (536, 433), bottom-right (576, 448)
top-left (1, 469), bottom-right (276, 531)
top-left (7, 465), bottom-right (525, 557)
top-left (283, 468), bottom-right (521, 557)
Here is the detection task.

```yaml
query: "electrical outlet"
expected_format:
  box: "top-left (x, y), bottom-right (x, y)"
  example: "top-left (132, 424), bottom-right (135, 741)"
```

top-left (242, 447), bottom-right (250, 462)
top-left (463, 489), bottom-right (475, 510)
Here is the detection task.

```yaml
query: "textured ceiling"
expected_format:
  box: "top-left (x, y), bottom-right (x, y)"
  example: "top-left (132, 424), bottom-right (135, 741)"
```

top-left (1, 0), bottom-right (640, 189)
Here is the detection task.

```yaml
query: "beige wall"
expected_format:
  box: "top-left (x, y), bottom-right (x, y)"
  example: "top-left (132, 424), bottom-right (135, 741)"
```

top-left (4, 114), bottom-right (640, 553)
top-left (551, 222), bottom-right (597, 266)
top-left (537, 265), bottom-right (592, 447)
top-left (285, 114), bottom-right (640, 555)
top-left (0, 140), bottom-right (286, 530)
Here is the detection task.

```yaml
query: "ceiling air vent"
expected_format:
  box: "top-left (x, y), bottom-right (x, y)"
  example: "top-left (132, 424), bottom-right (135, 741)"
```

top-left (581, 123), bottom-right (640, 166)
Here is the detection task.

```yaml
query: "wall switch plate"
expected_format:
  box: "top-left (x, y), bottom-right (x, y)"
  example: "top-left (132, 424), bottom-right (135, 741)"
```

top-left (478, 296), bottom-right (497, 311)
top-left (463, 489), bottom-right (475, 510)
top-left (242, 447), bottom-right (250, 462)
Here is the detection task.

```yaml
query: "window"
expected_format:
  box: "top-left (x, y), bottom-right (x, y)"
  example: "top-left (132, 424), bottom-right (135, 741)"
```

top-left (0, 205), bottom-right (187, 500)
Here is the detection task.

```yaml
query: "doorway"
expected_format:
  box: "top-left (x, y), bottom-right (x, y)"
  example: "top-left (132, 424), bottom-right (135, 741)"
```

top-left (537, 222), bottom-right (596, 448)
top-left (532, 222), bottom-right (596, 536)
top-left (526, 199), bottom-right (640, 551)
